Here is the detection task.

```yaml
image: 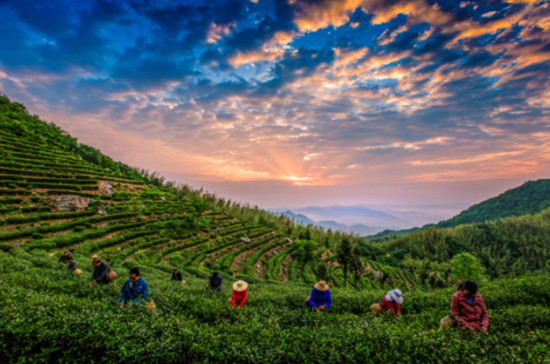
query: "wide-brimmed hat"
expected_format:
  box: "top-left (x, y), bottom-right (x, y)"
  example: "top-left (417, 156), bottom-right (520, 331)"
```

top-left (385, 289), bottom-right (403, 304)
top-left (314, 280), bottom-right (329, 292)
top-left (233, 280), bottom-right (248, 292)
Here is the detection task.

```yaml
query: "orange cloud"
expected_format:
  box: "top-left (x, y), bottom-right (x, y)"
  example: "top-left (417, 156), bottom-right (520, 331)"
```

top-left (409, 151), bottom-right (524, 167)
top-left (366, 0), bottom-right (452, 26)
top-left (407, 160), bottom-right (540, 182)
top-left (228, 31), bottom-right (294, 67)
top-left (293, 0), bottom-right (363, 32)
top-left (206, 22), bottom-right (234, 44)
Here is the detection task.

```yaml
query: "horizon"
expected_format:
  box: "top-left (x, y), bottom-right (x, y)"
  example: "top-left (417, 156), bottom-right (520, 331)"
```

top-left (1, 0), bottom-right (549, 215)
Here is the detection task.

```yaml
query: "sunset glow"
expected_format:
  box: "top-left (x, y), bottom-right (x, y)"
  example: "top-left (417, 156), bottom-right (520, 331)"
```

top-left (0, 0), bottom-right (548, 217)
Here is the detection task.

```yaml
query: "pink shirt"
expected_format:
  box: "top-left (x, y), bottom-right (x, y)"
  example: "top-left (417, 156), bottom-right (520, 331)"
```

top-left (451, 290), bottom-right (489, 331)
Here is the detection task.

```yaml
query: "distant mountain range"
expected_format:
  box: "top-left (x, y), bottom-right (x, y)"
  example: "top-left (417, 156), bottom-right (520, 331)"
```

top-left (273, 204), bottom-right (455, 235)
top-left (277, 210), bottom-right (387, 236)
top-left (276, 179), bottom-right (550, 237)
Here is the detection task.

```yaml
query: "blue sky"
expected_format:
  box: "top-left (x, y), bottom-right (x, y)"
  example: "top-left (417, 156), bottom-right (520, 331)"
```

top-left (0, 0), bottom-right (549, 222)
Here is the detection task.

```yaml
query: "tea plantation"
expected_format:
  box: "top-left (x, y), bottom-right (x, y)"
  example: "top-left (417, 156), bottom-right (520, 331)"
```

top-left (1, 95), bottom-right (549, 363)
top-left (1, 249), bottom-right (549, 363)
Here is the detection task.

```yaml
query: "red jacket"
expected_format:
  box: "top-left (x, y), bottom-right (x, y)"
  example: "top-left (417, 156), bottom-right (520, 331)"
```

top-left (451, 290), bottom-right (489, 331)
top-left (231, 289), bottom-right (247, 307)
top-left (380, 296), bottom-right (401, 315)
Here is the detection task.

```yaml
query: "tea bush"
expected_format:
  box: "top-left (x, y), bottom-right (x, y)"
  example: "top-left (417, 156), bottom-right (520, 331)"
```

top-left (0, 249), bottom-right (548, 363)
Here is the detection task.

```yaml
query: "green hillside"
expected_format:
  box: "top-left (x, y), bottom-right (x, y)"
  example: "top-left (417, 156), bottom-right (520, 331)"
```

top-left (367, 210), bottom-right (550, 278)
top-left (438, 180), bottom-right (550, 227)
top-left (0, 94), bottom-right (423, 292)
top-left (1, 94), bottom-right (549, 363)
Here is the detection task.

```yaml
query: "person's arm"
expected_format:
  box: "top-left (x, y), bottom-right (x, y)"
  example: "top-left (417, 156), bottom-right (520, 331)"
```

top-left (91, 268), bottom-right (99, 284)
top-left (451, 294), bottom-right (467, 326)
top-left (119, 282), bottom-right (128, 305)
top-left (388, 301), bottom-right (396, 315)
top-left (215, 276), bottom-right (222, 291)
top-left (238, 290), bottom-right (247, 307)
top-left (231, 291), bottom-right (237, 307)
top-left (139, 280), bottom-right (149, 301)
top-left (308, 289), bottom-right (317, 308)
top-left (450, 294), bottom-right (459, 319)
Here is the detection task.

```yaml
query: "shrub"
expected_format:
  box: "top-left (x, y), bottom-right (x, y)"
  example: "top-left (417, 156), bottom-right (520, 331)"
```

top-left (451, 252), bottom-right (486, 283)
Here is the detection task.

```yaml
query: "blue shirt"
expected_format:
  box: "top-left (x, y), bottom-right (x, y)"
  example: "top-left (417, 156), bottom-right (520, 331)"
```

top-left (119, 277), bottom-right (149, 304)
top-left (309, 288), bottom-right (332, 309)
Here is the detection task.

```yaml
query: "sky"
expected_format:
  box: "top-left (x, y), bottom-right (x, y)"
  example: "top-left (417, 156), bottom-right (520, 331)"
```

top-left (0, 0), bottom-right (549, 223)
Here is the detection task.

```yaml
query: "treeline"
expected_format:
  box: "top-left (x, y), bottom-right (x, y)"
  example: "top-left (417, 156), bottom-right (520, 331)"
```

top-left (368, 207), bottom-right (550, 278)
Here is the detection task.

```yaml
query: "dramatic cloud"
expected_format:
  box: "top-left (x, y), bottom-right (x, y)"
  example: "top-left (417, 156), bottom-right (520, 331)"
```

top-left (0, 0), bottom-right (549, 213)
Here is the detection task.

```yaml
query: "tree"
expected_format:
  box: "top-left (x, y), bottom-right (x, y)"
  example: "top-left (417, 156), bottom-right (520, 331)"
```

top-left (293, 240), bottom-right (316, 263)
top-left (336, 238), bottom-right (356, 286)
top-left (190, 195), bottom-right (211, 215)
top-left (350, 253), bottom-right (362, 289)
top-left (451, 252), bottom-right (486, 283)
top-left (316, 263), bottom-right (329, 281)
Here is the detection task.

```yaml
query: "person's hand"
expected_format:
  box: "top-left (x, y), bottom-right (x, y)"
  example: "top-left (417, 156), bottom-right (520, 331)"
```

top-left (395, 313), bottom-right (401, 320)
top-left (318, 305), bottom-right (325, 310)
top-left (314, 307), bottom-right (320, 313)
top-left (89, 281), bottom-right (95, 287)
top-left (480, 326), bottom-right (488, 333)
top-left (119, 303), bottom-right (124, 308)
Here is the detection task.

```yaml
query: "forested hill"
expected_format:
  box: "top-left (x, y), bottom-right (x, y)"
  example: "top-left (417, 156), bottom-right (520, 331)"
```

top-left (437, 179), bottom-right (550, 228)
top-left (368, 179), bottom-right (550, 240)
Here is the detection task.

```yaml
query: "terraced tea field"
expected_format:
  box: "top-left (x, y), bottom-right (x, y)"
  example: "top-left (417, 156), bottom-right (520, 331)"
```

top-left (0, 124), bottom-right (428, 290)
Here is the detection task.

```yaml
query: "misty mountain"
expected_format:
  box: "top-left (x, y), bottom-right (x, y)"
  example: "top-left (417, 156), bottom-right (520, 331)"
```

top-left (277, 210), bottom-right (389, 236)
top-left (278, 211), bottom-right (315, 226)
top-left (292, 205), bottom-right (399, 223)
top-left (280, 205), bottom-right (406, 229)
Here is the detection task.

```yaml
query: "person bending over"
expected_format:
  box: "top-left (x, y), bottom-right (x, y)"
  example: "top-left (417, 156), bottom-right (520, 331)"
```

top-left (306, 281), bottom-right (332, 313)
